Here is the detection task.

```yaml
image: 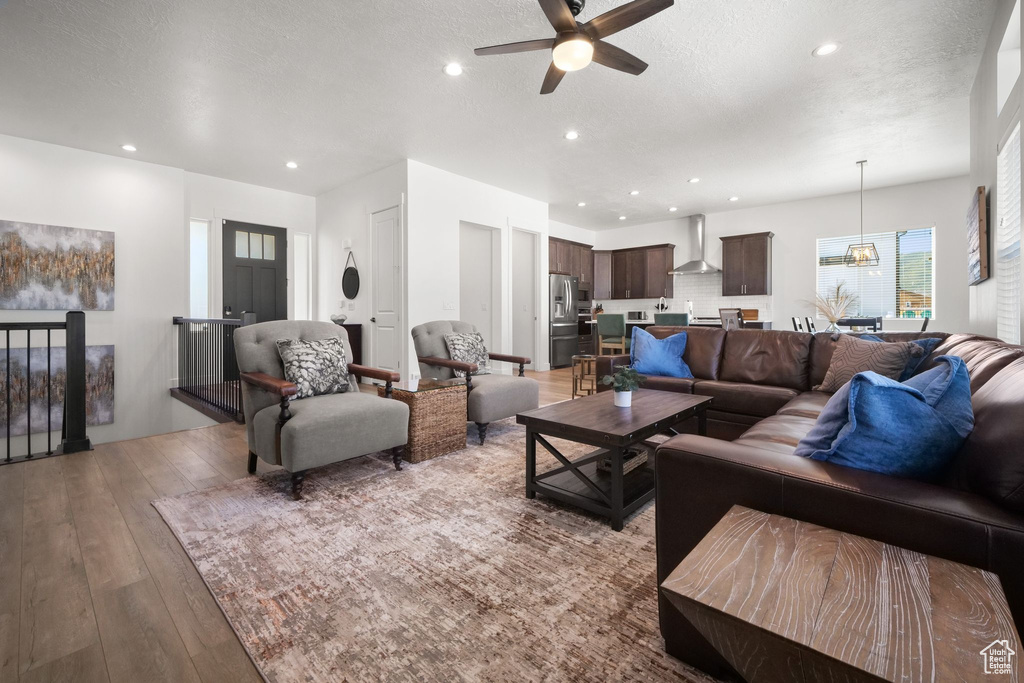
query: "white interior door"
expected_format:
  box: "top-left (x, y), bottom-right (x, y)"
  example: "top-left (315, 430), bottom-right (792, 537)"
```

top-left (512, 229), bottom-right (538, 369)
top-left (459, 222), bottom-right (499, 348)
top-left (371, 206), bottom-right (402, 373)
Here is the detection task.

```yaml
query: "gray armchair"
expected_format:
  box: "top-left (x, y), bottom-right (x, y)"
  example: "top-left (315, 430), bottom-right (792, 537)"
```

top-left (234, 320), bottom-right (409, 499)
top-left (411, 321), bottom-right (539, 444)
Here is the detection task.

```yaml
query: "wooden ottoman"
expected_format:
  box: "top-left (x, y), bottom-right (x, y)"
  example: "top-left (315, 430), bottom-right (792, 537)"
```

top-left (378, 378), bottom-right (468, 463)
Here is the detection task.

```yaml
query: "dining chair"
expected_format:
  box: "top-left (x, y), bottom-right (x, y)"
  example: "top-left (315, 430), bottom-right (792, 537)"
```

top-left (719, 308), bottom-right (743, 331)
top-left (791, 317), bottom-right (804, 332)
top-left (596, 313), bottom-right (630, 355)
top-left (921, 317), bottom-right (930, 332)
top-left (804, 317), bottom-right (817, 333)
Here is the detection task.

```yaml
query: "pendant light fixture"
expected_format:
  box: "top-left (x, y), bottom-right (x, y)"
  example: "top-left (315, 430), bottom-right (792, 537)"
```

top-left (845, 160), bottom-right (880, 267)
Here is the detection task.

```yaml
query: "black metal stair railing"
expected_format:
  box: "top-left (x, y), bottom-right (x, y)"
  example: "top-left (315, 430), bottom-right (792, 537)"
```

top-left (1, 310), bottom-right (91, 465)
top-left (171, 313), bottom-right (255, 423)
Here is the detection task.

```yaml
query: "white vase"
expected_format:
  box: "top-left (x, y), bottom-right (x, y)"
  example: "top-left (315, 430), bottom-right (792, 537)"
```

top-left (614, 390), bottom-right (632, 407)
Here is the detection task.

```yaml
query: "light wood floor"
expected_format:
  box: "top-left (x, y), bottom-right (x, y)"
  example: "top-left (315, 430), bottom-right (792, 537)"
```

top-left (0, 367), bottom-right (574, 682)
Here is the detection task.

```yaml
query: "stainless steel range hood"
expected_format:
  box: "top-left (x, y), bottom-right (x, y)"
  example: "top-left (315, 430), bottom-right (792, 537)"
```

top-left (670, 214), bottom-right (719, 274)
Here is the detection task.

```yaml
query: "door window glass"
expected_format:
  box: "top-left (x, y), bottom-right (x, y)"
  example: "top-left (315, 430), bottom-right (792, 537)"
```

top-left (235, 231), bottom-right (249, 258)
top-left (249, 232), bottom-right (263, 260)
top-left (263, 234), bottom-right (276, 260)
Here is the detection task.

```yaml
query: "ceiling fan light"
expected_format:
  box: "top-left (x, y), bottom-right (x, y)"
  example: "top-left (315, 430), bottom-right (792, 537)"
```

top-left (552, 37), bottom-right (593, 72)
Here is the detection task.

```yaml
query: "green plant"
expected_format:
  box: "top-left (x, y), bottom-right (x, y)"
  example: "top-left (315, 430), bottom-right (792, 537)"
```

top-left (601, 365), bottom-right (647, 393)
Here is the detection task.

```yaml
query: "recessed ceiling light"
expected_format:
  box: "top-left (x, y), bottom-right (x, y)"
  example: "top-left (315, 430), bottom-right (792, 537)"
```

top-left (564, 130), bottom-right (579, 140)
top-left (443, 62), bottom-right (463, 76)
top-left (286, 161), bottom-right (298, 169)
top-left (669, 207), bottom-right (678, 212)
top-left (812, 43), bottom-right (839, 57)
top-left (577, 202), bottom-right (586, 207)
top-left (688, 177), bottom-right (700, 184)
top-left (729, 196), bottom-right (740, 202)
top-left (618, 215), bottom-right (626, 220)
top-left (629, 190), bottom-right (640, 196)
top-left (121, 144), bottom-right (137, 152)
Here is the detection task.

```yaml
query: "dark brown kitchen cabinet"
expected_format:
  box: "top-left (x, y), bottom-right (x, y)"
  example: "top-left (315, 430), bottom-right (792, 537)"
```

top-left (593, 251), bottom-right (612, 299)
top-left (578, 244), bottom-right (593, 286)
top-left (644, 246), bottom-right (674, 299)
top-left (720, 232), bottom-right (773, 296)
top-left (610, 248), bottom-right (626, 296)
top-left (549, 238), bottom-right (594, 290)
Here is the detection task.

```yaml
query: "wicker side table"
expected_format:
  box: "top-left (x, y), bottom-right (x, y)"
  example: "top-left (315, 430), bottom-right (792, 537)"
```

top-left (378, 379), bottom-right (468, 463)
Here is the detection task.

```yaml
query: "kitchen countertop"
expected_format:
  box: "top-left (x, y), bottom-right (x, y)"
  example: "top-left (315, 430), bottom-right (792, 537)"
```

top-left (585, 319), bottom-right (772, 326)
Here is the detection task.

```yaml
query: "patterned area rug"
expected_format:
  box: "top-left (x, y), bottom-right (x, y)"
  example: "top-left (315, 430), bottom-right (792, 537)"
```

top-left (154, 418), bottom-right (716, 683)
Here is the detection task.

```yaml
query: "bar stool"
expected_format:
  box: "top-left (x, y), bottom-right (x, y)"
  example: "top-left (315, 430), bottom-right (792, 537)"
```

top-left (597, 313), bottom-right (630, 355)
top-left (571, 354), bottom-right (597, 399)
top-left (654, 313), bottom-right (689, 326)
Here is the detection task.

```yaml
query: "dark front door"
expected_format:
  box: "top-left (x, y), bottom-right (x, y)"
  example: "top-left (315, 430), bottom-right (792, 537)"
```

top-left (222, 220), bottom-right (288, 323)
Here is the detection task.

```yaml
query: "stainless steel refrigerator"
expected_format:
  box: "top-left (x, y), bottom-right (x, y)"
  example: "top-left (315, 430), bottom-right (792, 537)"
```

top-left (549, 274), bottom-right (579, 369)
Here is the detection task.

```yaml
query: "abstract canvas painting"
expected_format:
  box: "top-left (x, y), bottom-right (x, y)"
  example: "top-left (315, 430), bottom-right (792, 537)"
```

top-left (0, 220), bottom-right (115, 309)
top-left (0, 345), bottom-right (114, 437)
top-left (966, 186), bottom-right (989, 286)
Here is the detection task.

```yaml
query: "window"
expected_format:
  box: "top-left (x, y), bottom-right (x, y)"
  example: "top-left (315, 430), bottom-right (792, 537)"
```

top-left (816, 227), bottom-right (935, 319)
top-left (293, 233), bottom-right (312, 320)
top-left (188, 219), bottom-right (210, 318)
top-left (997, 123), bottom-right (1021, 344)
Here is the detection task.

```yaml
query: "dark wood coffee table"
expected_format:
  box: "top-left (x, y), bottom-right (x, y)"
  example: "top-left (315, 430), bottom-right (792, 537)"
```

top-left (516, 390), bottom-right (711, 531)
top-left (661, 506), bottom-right (1023, 682)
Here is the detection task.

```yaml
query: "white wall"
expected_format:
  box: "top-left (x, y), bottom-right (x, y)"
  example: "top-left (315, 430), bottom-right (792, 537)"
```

top-left (406, 160), bottom-right (549, 374)
top-left (459, 222), bottom-right (500, 349)
top-left (316, 161), bottom-right (408, 329)
top-left (0, 134), bottom-right (211, 452)
top-left (511, 229), bottom-right (539, 369)
top-left (590, 177), bottom-right (971, 332)
top-left (549, 219), bottom-right (596, 245)
top-left (0, 135), bottom-right (319, 454)
top-left (970, 0), bottom-right (1022, 337)
top-left (186, 172), bottom-right (316, 321)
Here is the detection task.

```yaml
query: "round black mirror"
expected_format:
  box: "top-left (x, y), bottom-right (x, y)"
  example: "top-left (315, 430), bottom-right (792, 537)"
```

top-left (342, 252), bottom-right (360, 299)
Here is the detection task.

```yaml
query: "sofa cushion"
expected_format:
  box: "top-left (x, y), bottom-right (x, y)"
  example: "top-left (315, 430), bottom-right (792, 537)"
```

top-left (254, 391), bottom-right (409, 472)
top-left (919, 334), bottom-right (1024, 393)
top-left (645, 325), bottom-right (726, 379)
top-left (467, 373), bottom-right (539, 424)
top-left (795, 357), bottom-right (974, 480)
top-left (815, 334), bottom-right (917, 392)
top-left (630, 327), bottom-right (693, 378)
top-left (777, 391), bottom-right (832, 419)
top-left (641, 375), bottom-right (697, 394)
top-left (693, 380), bottom-right (799, 418)
top-left (861, 335), bottom-right (943, 380)
top-left (953, 357), bottom-right (1024, 513)
top-left (734, 413), bottom-right (820, 455)
top-left (719, 329), bottom-right (814, 391)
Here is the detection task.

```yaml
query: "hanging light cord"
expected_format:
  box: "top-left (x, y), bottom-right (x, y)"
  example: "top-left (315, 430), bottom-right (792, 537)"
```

top-left (858, 160), bottom-right (867, 245)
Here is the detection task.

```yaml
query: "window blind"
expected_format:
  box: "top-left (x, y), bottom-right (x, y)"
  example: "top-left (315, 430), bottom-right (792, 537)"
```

top-left (816, 227), bottom-right (934, 319)
top-left (997, 122), bottom-right (1022, 344)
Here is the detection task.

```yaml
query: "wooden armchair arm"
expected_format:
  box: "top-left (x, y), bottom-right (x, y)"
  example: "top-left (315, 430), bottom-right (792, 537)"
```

top-left (489, 353), bottom-right (531, 377)
top-left (240, 372), bottom-right (298, 397)
top-left (348, 364), bottom-right (400, 383)
top-left (418, 356), bottom-right (478, 374)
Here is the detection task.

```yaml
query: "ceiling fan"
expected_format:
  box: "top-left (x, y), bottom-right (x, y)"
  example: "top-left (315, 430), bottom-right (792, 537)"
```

top-left (474, 0), bottom-right (673, 94)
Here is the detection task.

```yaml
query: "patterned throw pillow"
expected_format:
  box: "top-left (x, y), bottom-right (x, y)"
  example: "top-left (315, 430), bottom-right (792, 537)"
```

top-left (443, 332), bottom-right (491, 378)
top-left (275, 337), bottom-right (350, 399)
top-left (815, 333), bottom-right (920, 393)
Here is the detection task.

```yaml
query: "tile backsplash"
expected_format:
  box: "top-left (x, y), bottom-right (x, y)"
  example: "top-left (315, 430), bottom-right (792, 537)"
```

top-left (593, 273), bottom-right (773, 321)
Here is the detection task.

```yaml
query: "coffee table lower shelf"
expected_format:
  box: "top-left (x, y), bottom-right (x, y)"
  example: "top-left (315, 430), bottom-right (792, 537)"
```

top-left (530, 449), bottom-right (656, 525)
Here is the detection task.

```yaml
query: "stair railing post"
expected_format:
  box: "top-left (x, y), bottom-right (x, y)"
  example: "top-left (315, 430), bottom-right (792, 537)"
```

top-left (60, 310), bottom-right (92, 453)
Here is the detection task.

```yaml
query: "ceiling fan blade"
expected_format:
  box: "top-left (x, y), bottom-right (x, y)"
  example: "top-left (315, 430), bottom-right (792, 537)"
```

top-left (540, 62), bottom-right (566, 94)
top-left (475, 38), bottom-right (555, 56)
top-left (538, 0), bottom-right (577, 33)
top-left (592, 40), bottom-right (648, 75)
top-left (581, 0), bottom-right (673, 40)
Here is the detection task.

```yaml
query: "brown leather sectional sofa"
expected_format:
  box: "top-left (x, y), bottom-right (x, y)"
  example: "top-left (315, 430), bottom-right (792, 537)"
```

top-left (596, 327), bottom-right (1024, 679)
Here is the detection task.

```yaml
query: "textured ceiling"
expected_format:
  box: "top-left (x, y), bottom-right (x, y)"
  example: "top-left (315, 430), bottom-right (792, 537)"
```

top-left (0, 0), bottom-right (995, 229)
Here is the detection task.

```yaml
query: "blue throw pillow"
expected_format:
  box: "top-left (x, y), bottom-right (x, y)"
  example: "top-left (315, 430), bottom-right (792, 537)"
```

top-left (629, 326), bottom-right (693, 378)
top-left (794, 356), bottom-right (973, 480)
top-left (860, 335), bottom-right (943, 381)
